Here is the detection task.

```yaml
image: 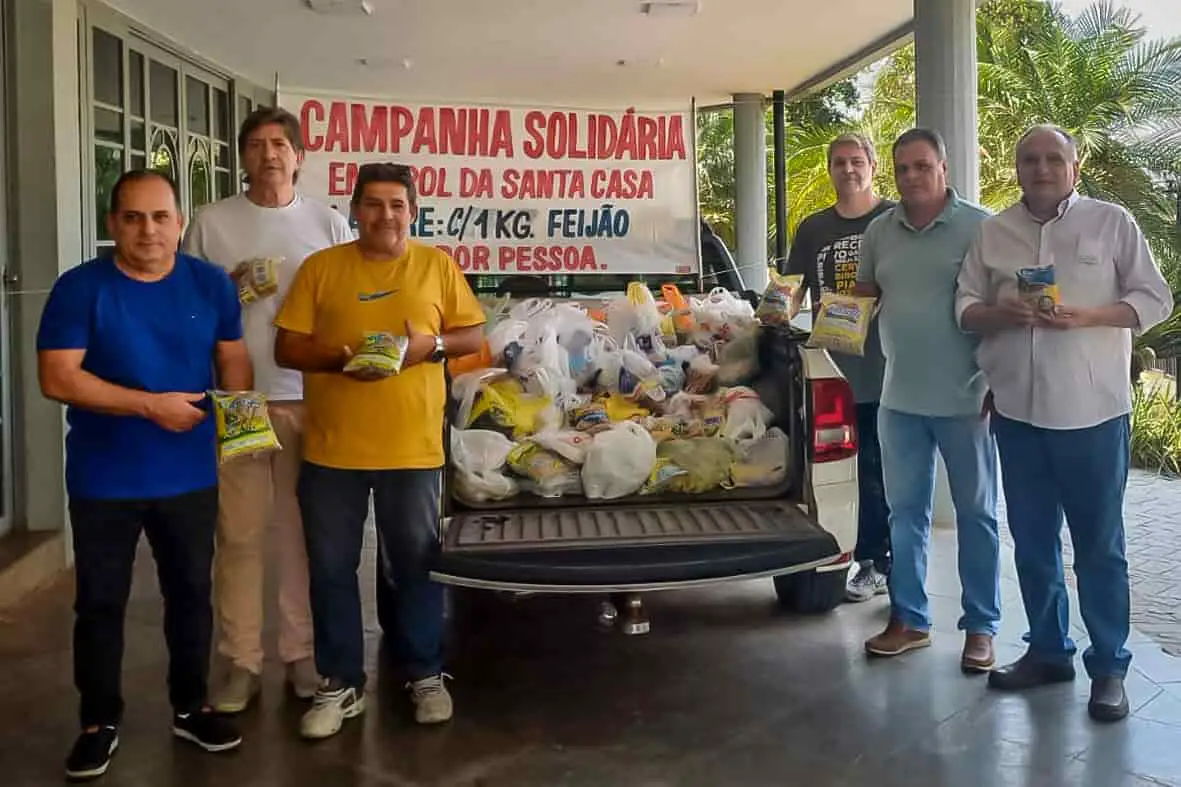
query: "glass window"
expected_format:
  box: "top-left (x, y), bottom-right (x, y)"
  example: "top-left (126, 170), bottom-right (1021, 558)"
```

top-left (217, 170), bottom-right (232, 199)
top-left (214, 143), bottom-right (229, 169)
top-left (131, 152), bottom-right (146, 172)
top-left (94, 147), bottom-right (123, 241)
top-left (150, 128), bottom-right (179, 182)
top-left (94, 108), bottom-right (123, 145)
top-left (92, 28), bottom-right (123, 107)
top-left (186, 76), bottom-right (209, 136)
top-left (188, 138), bottom-right (212, 209)
top-left (150, 61), bottom-right (179, 126)
top-left (215, 89), bottom-right (230, 143)
top-left (129, 52), bottom-right (145, 117)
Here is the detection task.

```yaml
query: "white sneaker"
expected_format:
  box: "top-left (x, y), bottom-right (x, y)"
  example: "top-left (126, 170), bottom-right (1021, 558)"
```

top-left (408, 674), bottom-right (453, 725)
top-left (286, 658), bottom-right (320, 700)
top-left (211, 666), bottom-right (261, 714)
top-left (300, 683), bottom-right (366, 740)
top-left (845, 563), bottom-right (889, 603)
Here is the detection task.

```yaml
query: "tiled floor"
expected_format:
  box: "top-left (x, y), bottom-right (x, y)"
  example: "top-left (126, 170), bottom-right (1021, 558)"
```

top-left (1, 528), bottom-right (1180, 786)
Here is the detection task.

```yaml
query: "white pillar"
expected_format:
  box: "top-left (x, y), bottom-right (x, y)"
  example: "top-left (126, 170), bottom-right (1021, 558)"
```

top-left (914, 0), bottom-right (979, 203)
top-left (914, 0), bottom-right (979, 528)
top-left (732, 93), bottom-right (769, 293)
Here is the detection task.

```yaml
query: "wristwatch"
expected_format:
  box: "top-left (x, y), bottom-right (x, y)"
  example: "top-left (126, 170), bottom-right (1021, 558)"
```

top-left (428, 335), bottom-right (446, 363)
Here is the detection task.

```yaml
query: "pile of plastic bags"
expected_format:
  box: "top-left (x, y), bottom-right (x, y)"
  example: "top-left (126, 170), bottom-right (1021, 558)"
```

top-left (449, 283), bottom-right (790, 502)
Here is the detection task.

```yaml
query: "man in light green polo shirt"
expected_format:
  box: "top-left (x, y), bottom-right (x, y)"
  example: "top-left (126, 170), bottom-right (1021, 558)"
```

top-left (854, 128), bottom-right (1001, 674)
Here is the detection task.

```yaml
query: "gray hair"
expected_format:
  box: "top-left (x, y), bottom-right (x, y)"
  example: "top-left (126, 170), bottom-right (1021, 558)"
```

top-left (892, 127), bottom-right (947, 161)
top-left (827, 133), bottom-right (877, 167)
top-left (1016, 124), bottom-right (1079, 161)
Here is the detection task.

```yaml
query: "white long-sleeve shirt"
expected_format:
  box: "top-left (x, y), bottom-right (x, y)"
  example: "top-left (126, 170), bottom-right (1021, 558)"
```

top-left (956, 193), bottom-right (1174, 430)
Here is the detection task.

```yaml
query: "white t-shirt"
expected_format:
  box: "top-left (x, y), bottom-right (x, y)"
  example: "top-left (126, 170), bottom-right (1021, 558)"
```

top-left (183, 193), bottom-right (354, 400)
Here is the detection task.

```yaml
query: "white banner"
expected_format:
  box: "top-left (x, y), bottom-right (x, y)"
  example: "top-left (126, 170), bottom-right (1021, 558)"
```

top-left (279, 93), bottom-right (700, 277)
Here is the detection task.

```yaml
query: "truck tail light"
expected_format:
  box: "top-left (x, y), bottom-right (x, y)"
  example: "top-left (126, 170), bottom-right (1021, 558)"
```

top-left (811, 377), bottom-right (857, 463)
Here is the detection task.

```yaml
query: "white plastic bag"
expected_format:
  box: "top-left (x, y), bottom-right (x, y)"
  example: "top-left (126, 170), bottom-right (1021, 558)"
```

top-left (721, 386), bottom-right (774, 443)
top-left (528, 430), bottom-right (595, 465)
top-left (729, 427), bottom-right (789, 488)
top-left (450, 428), bottom-right (519, 502)
top-left (451, 368), bottom-right (510, 429)
top-left (581, 421), bottom-right (657, 500)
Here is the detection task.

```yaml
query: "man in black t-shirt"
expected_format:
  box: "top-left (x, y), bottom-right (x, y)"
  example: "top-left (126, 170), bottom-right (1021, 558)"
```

top-left (786, 133), bottom-right (895, 603)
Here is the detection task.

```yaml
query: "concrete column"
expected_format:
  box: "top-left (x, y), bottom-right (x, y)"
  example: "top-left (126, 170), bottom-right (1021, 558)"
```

top-left (914, 0), bottom-right (980, 203)
top-left (732, 93), bottom-right (769, 293)
top-left (10, 0), bottom-right (82, 543)
top-left (914, 0), bottom-right (980, 529)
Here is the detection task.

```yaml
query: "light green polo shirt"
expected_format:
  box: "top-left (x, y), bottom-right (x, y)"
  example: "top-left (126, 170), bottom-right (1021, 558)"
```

top-left (857, 191), bottom-right (991, 418)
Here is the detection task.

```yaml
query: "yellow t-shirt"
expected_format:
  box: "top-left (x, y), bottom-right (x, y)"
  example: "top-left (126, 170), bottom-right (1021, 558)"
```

top-left (274, 240), bottom-right (485, 470)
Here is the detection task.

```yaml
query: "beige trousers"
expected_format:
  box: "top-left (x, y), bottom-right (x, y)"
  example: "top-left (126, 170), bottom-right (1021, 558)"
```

top-left (213, 402), bottom-right (312, 673)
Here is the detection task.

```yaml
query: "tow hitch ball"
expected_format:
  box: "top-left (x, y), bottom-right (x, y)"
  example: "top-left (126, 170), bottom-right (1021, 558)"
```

top-left (598, 593), bottom-right (650, 635)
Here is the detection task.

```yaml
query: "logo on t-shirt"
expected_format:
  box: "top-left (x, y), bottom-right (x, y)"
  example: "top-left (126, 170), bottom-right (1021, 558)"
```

top-left (816, 233), bottom-right (864, 295)
top-left (358, 289), bottom-right (398, 302)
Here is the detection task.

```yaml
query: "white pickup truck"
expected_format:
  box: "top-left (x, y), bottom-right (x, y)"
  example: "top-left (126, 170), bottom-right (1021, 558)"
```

top-left (426, 282), bottom-right (861, 627)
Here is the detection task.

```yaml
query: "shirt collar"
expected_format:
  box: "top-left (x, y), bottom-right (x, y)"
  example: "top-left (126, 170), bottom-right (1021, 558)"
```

top-left (894, 188), bottom-right (960, 233)
top-left (1020, 190), bottom-right (1079, 224)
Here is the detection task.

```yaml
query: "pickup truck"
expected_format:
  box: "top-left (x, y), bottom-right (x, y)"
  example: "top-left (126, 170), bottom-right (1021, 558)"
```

top-left (423, 275), bottom-right (861, 630)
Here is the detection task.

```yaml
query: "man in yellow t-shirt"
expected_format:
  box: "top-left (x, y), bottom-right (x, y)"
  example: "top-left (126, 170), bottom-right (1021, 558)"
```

top-left (274, 163), bottom-right (485, 741)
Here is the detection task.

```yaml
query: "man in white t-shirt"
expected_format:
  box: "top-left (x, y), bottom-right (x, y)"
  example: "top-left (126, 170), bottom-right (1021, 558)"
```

top-left (183, 107), bottom-right (353, 713)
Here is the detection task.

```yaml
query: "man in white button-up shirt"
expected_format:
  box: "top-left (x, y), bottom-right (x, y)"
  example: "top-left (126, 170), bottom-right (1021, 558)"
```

top-left (957, 125), bottom-right (1174, 723)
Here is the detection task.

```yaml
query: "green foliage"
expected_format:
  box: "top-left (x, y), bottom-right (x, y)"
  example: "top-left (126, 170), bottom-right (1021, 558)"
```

top-left (1131, 382), bottom-right (1181, 476)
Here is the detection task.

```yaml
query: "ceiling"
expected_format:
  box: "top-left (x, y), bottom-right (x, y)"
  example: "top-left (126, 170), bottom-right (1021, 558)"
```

top-left (106, 0), bottom-right (913, 107)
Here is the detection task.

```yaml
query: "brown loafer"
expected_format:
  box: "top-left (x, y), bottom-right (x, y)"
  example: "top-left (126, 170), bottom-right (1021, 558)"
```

top-left (865, 619), bottom-right (931, 657)
top-left (961, 633), bottom-right (995, 673)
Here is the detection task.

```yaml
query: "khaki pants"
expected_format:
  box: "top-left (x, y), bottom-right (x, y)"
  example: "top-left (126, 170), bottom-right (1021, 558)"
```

top-left (213, 402), bottom-right (312, 673)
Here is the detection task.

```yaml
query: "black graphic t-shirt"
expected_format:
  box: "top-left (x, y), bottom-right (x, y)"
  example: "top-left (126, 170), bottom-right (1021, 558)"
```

top-left (785, 200), bottom-right (895, 403)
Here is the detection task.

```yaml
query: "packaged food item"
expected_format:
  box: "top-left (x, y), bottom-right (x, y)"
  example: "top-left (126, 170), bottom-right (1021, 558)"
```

top-left (684, 354), bottom-right (720, 394)
top-left (640, 457), bottom-right (690, 495)
top-left (1016, 266), bottom-right (1059, 313)
top-left (660, 284), bottom-right (695, 336)
top-left (467, 378), bottom-right (553, 439)
top-left (506, 443), bottom-right (582, 498)
top-left (343, 332), bottom-right (409, 377)
top-left (236, 257), bottom-right (282, 304)
top-left (571, 400), bottom-right (611, 433)
top-left (643, 415), bottom-right (706, 443)
top-left (807, 293), bottom-right (876, 356)
top-left (603, 393), bottom-right (650, 423)
top-left (755, 272), bottom-right (804, 325)
top-left (528, 430), bottom-right (595, 465)
top-left (212, 390), bottom-right (281, 463)
top-left (729, 427), bottom-right (789, 488)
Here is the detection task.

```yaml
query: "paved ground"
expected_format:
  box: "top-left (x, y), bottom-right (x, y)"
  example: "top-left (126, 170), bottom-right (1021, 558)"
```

top-left (2, 528), bottom-right (1181, 786)
top-left (998, 469), bottom-right (1181, 656)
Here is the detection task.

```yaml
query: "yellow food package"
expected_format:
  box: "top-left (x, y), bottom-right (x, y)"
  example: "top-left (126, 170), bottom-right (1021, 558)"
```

top-left (1016, 266), bottom-right (1060, 313)
top-left (467, 379), bottom-right (552, 439)
top-left (212, 390), bottom-right (282, 463)
top-left (603, 393), bottom-right (650, 422)
top-left (236, 257), bottom-right (282, 304)
top-left (756, 272), bottom-right (804, 325)
top-left (343, 332), bottom-right (409, 376)
top-left (807, 292), bottom-right (877, 356)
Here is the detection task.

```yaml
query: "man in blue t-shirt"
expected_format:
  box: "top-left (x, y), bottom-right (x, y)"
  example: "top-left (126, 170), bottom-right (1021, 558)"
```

top-left (37, 170), bottom-right (252, 781)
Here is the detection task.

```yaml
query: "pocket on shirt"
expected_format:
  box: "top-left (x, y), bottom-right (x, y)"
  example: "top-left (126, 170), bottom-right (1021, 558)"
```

top-left (1075, 239), bottom-right (1107, 268)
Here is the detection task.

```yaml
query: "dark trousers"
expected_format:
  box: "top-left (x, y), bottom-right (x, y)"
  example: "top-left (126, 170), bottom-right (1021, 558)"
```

top-left (299, 463), bottom-right (444, 689)
top-left (70, 487), bottom-right (218, 728)
top-left (993, 414), bottom-right (1133, 679)
top-left (854, 401), bottom-right (892, 572)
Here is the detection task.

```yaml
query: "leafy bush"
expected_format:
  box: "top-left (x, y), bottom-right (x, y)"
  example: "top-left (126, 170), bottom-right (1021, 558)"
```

top-left (1131, 382), bottom-right (1181, 476)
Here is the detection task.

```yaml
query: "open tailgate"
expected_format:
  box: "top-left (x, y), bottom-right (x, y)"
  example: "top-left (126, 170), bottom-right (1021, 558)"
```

top-left (432, 500), bottom-right (840, 591)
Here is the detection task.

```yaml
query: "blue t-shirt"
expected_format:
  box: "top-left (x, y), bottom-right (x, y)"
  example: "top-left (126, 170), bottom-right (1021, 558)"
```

top-left (36, 254), bottom-right (242, 501)
top-left (857, 192), bottom-right (991, 418)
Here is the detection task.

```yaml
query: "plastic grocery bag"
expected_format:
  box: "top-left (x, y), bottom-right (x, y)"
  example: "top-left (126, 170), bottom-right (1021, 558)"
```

top-left (529, 430), bottom-right (595, 465)
top-left (450, 428), bottom-right (518, 502)
top-left (212, 390), bottom-right (281, 463)
top-left (581, 421), bottom-right (657, 499)
top-left (721, 386), bottom-right (773, 443)
top-left (607, 282), bottom-right (665, 354)
top-left (729, 428), bottom-right (789, 488)
top-left (655, 438), bottom-right (734, 494)
top-left (807, 293), bottom-right (877, 356)
top-left (343, 332), bottom-right (409, 377)
top-left (755, 272), bottom-right (804, 325)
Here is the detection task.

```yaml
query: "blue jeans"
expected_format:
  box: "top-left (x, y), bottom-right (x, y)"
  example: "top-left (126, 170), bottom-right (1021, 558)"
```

top-left (878, 407), bottom-right (1001, 634)
top-left (299, 463), bottom-right (445, 689)
top-left (992, 414), bottom-right (1132, 679)
top-left (855, 402), bottom-right (891, 573)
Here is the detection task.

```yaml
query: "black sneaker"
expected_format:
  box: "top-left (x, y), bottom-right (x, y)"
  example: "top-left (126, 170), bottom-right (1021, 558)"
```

top-left (172, 709), bottom-right (242, 753)
top-left (65, 725), bottom-right (119, 781)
